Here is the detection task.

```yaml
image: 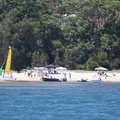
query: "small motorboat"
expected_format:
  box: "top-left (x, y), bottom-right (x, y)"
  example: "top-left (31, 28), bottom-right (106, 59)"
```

top-left (42, 77), bottom-right (60, 82)
top-left (42, 76), bottom-right (67, 82)
top-left (77, 79), bottom-right (88, 82)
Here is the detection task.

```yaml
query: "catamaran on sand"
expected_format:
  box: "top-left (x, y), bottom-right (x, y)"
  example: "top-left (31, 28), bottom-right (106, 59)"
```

top-left (0, 46), bottom-right (15, 81)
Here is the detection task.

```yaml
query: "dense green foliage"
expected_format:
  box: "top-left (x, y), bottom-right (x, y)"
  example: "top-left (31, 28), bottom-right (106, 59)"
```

top-left (0, 0), bottom-right (120, 71)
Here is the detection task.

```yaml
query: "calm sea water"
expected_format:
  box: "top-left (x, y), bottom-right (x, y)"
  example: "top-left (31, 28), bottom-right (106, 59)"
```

top-left (0, 82), bottom-right (120, 120)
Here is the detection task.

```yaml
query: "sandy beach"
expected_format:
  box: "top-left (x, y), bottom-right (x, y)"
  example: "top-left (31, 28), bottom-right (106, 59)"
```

top-left (0, 70), bottom-right (120, 83)
top-left (68, 70), bottom-right (120, 82)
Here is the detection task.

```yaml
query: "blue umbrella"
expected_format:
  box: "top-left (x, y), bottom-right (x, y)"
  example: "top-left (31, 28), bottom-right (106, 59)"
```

top-left (45, 64), bottom-right (59, 69)
top-left (34, 67), bottom-right (48, 70)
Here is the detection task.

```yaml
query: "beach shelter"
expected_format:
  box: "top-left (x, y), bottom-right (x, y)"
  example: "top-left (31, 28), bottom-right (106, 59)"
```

top-left (56, 67), bottom-right (67, 70)
top-left (39, 67), bottom-right (48, 70)
top-left (95, 67), bottom-right (108, 71)
top-left (34, 67), bottom-right (48, 70)
top-left (45, 64), bottom-right (59, 69)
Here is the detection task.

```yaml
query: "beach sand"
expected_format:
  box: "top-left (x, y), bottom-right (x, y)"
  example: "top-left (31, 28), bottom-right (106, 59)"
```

top-left (68, 70), bottom-right (120, 82)
top-left (0, 70), bottom-right (120, 83)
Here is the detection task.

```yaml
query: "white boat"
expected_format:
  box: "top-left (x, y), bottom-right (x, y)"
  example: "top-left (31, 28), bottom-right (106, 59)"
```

top-left (42, 73), bottom-right (67, 82)
top-left (0, 76), bottom-right (15, 81)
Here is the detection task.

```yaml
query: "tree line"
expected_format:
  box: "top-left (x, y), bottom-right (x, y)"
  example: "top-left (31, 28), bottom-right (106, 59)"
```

top-left (0, 0), bottom-right (120, 71)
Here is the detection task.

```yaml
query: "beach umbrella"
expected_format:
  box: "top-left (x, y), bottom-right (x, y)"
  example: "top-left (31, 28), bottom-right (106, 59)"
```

top-left (45, 64), bottom-right (59, 69)
top-left (95, 67), bottom-right (108, 71)
top-left (39, 67), bottom-right (48, 70)
top-left (34, 67), bottom-right (48, 70)
top-left (56, 67), bottom-right (67, 70)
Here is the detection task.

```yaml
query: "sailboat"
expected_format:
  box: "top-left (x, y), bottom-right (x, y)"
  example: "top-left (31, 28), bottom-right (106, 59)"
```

top-left (0, 46), bottom-right (15, 80)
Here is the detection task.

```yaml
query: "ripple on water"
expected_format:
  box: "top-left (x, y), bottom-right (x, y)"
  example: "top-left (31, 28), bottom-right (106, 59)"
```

top-left (0, 82), bottom-right (120, 120)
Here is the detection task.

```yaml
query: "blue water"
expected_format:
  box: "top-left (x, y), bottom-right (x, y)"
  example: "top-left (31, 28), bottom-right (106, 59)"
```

top-left (0, 82), bottom-right (120, 120)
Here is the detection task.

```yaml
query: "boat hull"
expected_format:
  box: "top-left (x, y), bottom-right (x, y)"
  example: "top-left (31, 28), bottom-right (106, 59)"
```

top-left (0, 76), bottom-right (15, 81)
top-left (42, 77), bottom-right (60, 82)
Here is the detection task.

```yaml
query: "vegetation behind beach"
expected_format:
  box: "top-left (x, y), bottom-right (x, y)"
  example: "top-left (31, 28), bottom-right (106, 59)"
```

top-left (0, 0), bottom-right (120, 71)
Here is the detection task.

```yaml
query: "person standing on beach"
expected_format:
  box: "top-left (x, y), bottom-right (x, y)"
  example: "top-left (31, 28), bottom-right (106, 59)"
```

top-left (69, 73), bottom-right (71, 79)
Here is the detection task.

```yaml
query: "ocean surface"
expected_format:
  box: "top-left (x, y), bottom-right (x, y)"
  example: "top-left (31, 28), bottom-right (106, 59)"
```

top-left (0, 82), bottom-right (120, 120)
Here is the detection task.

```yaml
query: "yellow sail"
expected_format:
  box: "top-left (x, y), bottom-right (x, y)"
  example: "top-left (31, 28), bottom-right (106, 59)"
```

top-left (5, 46), bottom-right (12, 74)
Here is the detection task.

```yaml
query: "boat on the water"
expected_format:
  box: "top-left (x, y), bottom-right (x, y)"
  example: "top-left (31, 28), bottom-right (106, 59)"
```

top-left (77, 79), bottom-right (88, 82)
top-left (42, 76), bottom-right (67, 82)
top-left (42, 77), bottom-right (60, 82)
top-left (42, 73), bottom-right (67, 82)
top-left (41, 65), bottom-right (68, 82)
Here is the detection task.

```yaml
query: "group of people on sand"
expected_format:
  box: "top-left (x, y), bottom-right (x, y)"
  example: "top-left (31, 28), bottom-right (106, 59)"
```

top-left (27, 70), bottom-right (42, 77)
top-left (93, 71), bottom-right (108, 80)
top-left (98, 71), bottom-right (107, 77)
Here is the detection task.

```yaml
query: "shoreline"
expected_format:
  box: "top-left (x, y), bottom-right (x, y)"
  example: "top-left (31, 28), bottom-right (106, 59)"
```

top-left (0, 80), bottom-right (120, 86)
top-left (0, 70), bottom-right (120, 83)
